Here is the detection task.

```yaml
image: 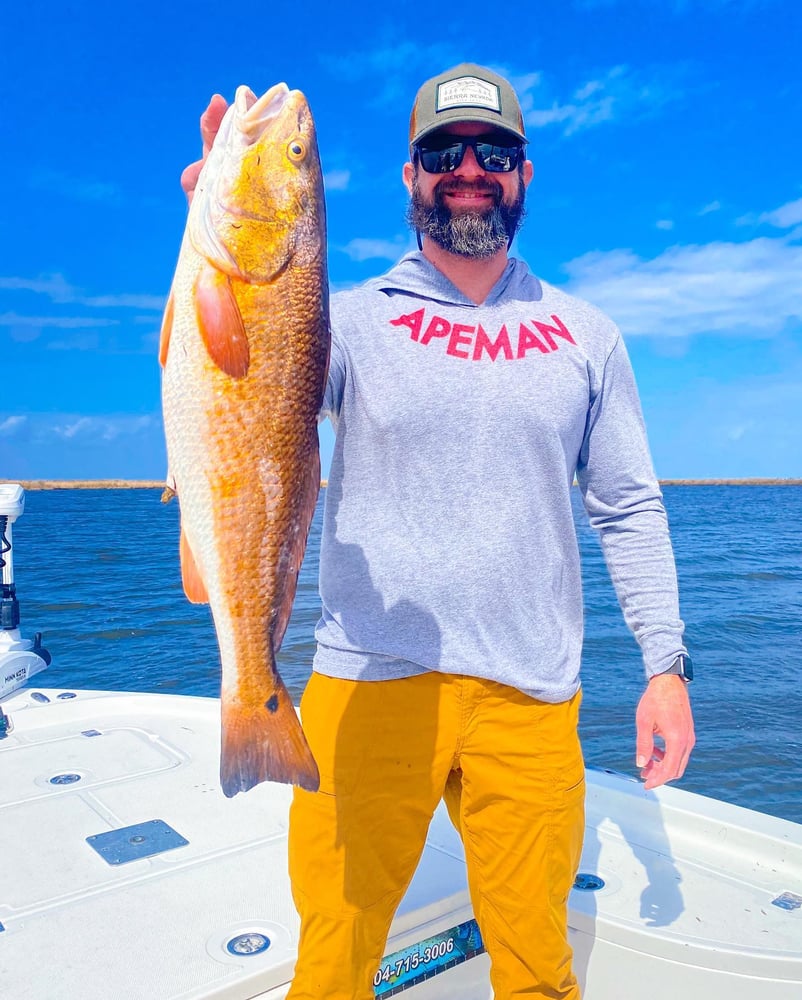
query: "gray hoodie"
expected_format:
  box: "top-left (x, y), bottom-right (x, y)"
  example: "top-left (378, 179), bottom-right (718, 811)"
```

top-left (314, 251), bottom-right (685, 702)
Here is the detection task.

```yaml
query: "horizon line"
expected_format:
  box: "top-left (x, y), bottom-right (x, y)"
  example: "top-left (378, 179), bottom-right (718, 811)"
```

top-left (3, 478), bottom-right (802, 490)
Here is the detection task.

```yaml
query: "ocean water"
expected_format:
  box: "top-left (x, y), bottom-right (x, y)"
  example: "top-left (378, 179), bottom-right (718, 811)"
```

top-left (8, 485), bottom-right (802, 825)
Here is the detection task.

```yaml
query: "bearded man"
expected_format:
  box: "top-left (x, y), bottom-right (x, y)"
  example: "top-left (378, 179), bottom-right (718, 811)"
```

top-left (183, 63), bottom-right (695, 1000)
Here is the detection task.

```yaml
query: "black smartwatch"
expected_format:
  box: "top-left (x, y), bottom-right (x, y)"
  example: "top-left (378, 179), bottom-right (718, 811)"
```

top-left (662, 653), bottom-right (693, 683)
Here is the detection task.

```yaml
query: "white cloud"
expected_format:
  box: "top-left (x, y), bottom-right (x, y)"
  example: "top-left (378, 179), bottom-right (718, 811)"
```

top-left (0, 416), bottom-right (26, 436)
top-left (321, 48), bottom-right (679, 151)
top-left (526, 94), bottom-right (614, 133)
top-left (0, 275), bottom-right (164, 351)
top-left (321, 40), bottom-right (457, 107)
top-left (51, 414), bottom-right (157, 442)
top-left (562, 232), bottom-right (802, 337)
top-left (324, 169), bottom-right (351, 192)
top-left (0, 413), bottom-right (161, 451)
top-left (727, 420), bottom-right (755, 443)
top-left (656, 219), bottom-right (675, 230)
top-left (515, 64), bottom-right (679, 137)
top-left (0, 312), bottom-right (118, 329)
top-left (699, 200), bottom-right (721, 215)
top-left (0, 273), bottom-right (165, 312)
top-left (0, 275), bottom-right (76, 300)
top-left (80, 292), bottom-right (166, 310)
top-left (340, 236), bottom-right (412, 262)
top-left (100, 415), bottom-right (155, 441)
top-left (758, 197), bottom-right (802, 229)
top-left (54, 417), bottom-right (94, 440)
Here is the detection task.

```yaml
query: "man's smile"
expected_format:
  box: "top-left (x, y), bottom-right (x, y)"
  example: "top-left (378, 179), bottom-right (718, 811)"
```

top-left (437, 182), bottom-right (499, 210)
top-left (445, 191), bottom-right (493, 201)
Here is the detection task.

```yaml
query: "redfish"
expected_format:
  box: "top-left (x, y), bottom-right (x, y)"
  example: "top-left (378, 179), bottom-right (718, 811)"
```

top-left (159, 83), bottom-right (328, 796)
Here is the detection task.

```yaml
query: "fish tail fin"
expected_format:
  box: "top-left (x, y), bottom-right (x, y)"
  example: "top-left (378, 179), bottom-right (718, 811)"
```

top-left (220, 675), bottom-right (319, 797)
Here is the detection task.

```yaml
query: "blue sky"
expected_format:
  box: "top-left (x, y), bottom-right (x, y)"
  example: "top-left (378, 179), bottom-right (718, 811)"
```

top-left (2, 0), bottom-right (800, 480)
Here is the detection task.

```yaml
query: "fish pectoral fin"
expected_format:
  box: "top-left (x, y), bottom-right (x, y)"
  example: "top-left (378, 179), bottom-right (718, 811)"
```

top-left (158, 290), bottom-right (175, 368)
top-left (194, 265), bottom-right (250, 379)
top-left (180, 527), bottom-right (209, 603)
top-left (220, 678), bottom-right (320, 796)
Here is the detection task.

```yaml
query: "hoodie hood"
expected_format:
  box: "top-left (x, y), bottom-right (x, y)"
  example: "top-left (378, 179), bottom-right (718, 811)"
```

top-left (361, 251), bottom-right (544, 309)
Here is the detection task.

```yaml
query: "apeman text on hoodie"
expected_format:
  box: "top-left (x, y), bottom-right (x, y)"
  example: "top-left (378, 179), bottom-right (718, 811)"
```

top-left (313, 252), bottom-right (686, 703)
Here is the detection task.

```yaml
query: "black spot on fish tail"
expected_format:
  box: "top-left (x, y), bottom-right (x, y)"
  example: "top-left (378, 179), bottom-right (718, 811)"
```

top-left (220, 683), bottom-right (320, 796)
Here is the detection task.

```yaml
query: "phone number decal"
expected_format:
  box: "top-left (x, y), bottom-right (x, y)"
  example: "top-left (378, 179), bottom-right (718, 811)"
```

top-left (373, 919), bottom-right (484, 996)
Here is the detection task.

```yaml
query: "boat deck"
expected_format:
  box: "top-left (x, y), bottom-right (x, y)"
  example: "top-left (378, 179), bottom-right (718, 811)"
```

top-left (1, 688), bottom-right (800, 999)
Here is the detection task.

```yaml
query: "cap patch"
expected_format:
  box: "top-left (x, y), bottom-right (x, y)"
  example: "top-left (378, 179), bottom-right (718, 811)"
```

top-left (436, 76), bottom-right (501, 113)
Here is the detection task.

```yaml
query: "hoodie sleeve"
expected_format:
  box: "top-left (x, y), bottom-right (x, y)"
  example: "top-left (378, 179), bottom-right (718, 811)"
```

top-left (576, 333), bottom-right (686, 678)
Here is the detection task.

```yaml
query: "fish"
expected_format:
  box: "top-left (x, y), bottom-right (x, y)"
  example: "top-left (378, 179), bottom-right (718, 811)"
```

top-left (159, 83), bottom-right (329, 797)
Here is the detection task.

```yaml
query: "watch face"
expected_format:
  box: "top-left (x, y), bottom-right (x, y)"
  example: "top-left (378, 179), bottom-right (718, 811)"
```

top-left (664, 655), bottom-right (693, 681)
top-left (672, 654), bottom-right (693, 681)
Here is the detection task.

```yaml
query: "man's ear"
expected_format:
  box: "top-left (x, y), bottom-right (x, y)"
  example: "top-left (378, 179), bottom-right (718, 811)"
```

top-left (523, 159), bottom-right (534, 187)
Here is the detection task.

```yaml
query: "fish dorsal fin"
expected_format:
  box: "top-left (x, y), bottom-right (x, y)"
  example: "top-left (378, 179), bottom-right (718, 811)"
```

top-left (194, 265), bottom-right (250, 378)
top-left (158, 291), bottom-right (175, 368)
top-left (180, 526), bottom-right (209, 604)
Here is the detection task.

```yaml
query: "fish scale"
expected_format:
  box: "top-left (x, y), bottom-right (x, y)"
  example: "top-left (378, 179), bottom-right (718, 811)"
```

top-left (160, 82), bottom-right (329, 796)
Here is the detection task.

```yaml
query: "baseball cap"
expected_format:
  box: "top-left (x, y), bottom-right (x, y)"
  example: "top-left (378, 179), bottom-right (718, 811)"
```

top-left (409, 63), bottom-right (528, 148)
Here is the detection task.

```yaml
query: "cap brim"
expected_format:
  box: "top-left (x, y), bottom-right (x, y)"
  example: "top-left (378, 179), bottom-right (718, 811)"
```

top-left (411, 113), bottom-right (527, 148)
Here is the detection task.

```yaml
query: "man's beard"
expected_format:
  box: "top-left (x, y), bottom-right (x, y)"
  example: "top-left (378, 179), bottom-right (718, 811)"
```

top-left (406, 172), bottom-right (526, 259)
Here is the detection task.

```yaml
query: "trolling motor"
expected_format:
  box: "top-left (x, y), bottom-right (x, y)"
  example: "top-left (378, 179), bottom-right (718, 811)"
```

top-left (0, 484), bottom-right (51, 718)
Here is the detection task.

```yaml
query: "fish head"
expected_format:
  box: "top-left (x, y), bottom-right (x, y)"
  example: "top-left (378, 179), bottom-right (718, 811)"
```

top-left (188, 83), bottom-right (326, 282)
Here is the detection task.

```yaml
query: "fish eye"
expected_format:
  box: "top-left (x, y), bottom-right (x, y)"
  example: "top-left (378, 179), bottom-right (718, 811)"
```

top-left (288, 139), bottom-right (306, 162)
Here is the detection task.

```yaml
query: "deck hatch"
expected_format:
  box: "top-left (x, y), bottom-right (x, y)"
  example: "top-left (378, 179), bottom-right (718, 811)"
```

top-left (86, 819), bottom-right (189, 865)
top-left (771, 891), bottom-right (802, 911)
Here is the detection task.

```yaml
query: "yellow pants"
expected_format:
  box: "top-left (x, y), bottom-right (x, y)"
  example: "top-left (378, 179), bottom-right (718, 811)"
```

top-left (287, 672), bottom-right (585, 999)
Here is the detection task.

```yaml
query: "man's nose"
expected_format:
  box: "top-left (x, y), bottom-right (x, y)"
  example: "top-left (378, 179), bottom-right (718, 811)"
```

top-left (453, 143), bottom-right (485, 178)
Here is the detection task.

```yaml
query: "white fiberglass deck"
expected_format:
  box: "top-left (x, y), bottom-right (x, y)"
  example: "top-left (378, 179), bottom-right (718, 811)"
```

top-left (0, 688), bottom-right (799, 999)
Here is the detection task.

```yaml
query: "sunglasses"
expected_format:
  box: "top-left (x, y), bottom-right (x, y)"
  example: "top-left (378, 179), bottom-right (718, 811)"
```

top-left (414, 135), bottom-right (524, 174)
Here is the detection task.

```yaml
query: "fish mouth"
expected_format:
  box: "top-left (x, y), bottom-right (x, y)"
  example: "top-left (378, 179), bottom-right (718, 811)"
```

top-left (235, 83), bottom-right (293, 143)
top-left (189, 82), bottom-right (313, 280)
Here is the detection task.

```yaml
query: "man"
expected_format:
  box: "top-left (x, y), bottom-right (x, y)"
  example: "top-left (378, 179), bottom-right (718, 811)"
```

top-left (182, 63), bottom-right (695, 999)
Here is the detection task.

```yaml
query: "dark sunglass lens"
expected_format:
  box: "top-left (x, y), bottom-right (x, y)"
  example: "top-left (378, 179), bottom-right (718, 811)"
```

top-left (419, 142), bottom-right (465, 173)
top-left (417, 138), bottom-right (522, 173)
top-left (475, 143), bottom-right (521, 172)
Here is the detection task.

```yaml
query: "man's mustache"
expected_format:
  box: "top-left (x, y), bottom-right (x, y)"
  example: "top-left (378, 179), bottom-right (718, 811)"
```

top-left (435, 180), bottom-right (502, 203)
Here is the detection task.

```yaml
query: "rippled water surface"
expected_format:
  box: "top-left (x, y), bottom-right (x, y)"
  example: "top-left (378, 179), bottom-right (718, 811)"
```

top-left (10, 485), bottom-right (802, 823)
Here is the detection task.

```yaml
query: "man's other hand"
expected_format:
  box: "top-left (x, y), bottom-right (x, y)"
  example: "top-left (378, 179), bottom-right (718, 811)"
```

top-left (635, 673), bottom-right (695, 790)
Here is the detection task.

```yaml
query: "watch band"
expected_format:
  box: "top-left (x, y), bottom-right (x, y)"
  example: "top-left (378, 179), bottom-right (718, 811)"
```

top-left (662, 653), bottom-right (693, 682)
